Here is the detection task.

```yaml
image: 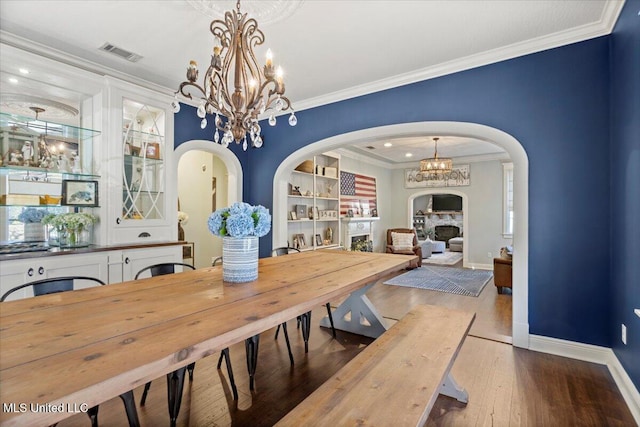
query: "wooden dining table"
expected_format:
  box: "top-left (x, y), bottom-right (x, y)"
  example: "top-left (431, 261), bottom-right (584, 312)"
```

top-left (0, 249), bottom-right (415, 427)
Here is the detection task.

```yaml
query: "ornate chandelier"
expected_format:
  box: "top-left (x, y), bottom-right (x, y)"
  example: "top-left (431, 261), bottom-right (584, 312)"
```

top-left (173, 0), bottom-right (297, 150)
top-left (420, 137), bottom-right (452, 175)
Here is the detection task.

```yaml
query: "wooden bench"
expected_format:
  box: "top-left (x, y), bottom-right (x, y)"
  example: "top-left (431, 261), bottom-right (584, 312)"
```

top-left (276, 304), bottom-right (475, 427)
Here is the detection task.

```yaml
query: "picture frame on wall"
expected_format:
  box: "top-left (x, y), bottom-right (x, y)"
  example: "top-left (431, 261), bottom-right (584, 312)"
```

top-left (61, 179), bottom-right (99, 207)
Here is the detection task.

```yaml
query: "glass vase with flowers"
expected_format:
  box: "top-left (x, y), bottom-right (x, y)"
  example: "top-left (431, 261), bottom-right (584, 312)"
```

top-left (42, 212), bottom-right (97, 248)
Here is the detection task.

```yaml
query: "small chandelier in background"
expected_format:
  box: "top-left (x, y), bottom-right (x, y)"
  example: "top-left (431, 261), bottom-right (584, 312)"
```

top-left (173, 0), bottom-right (297, 151)
top-left (420, 137), bottom-right (453, 175)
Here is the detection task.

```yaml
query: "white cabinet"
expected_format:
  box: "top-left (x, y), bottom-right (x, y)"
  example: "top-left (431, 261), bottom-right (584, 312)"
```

top-left (0, 253), bottom-right (108, 301)
top-left (107, 245), bottom-right (182, 283)
top-left (287, 153), bottom-right (340, 251)
top-left (105, 78), bottom-right (176, 245)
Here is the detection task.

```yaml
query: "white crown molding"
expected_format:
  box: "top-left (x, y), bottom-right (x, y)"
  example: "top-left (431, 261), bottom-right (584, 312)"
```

top-left (293, 1), bottom-right (625, 113)
top-left (530, 335), bottom-right (640, 425)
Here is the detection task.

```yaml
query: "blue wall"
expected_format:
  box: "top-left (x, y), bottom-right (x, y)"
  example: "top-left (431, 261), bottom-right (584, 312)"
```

top-left (610, 0), bottom-right (640, 390)
top-left (174, 10), bottom-right (639, 385)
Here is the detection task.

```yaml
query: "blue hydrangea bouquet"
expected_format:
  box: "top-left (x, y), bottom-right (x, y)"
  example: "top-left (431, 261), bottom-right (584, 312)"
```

top-left (207, 202), bottom-right (271, 238)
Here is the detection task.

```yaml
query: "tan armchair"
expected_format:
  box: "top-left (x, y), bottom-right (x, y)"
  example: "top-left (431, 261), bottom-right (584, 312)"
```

top-left (386, 228), bottom-right (422, 268)
top-left (493, 247), bottom-right (512, 294)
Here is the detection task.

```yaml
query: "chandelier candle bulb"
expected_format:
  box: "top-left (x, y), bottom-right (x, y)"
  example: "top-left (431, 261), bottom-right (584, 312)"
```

top-left (266, 48), bottom-right (273, 67)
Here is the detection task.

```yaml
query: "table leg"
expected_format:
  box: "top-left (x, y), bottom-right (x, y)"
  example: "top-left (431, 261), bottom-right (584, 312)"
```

top-left (299, 311), bottom-right (312, 353)
top-left (245, 334), bottom-right (260, 390)
top-left (440, 372), bottom-right (469, 403)
top-left (318, 282), bottom-right (387, 338)
top-left (166, 367), bottom-right (187, 427)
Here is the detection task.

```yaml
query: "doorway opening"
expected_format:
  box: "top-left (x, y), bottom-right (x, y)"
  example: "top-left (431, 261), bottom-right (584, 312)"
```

top-left (272, 121), bottom-right (529, 348)
top-left (174, 140), bottom-right (243, 268)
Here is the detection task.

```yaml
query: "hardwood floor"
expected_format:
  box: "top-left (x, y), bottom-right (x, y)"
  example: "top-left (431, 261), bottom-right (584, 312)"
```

top-left (58, 268), bottom-right (635, 427)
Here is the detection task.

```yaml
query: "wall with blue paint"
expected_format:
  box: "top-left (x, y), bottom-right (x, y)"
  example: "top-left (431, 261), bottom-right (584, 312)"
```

top-left (610, 0), bottom-right (640, 390)
top-left (173, 11), bottom-right (639, 387)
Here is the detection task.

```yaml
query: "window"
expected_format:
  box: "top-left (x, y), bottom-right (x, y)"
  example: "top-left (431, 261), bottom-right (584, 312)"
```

top-left (503, 162), bottom-right (513, 237)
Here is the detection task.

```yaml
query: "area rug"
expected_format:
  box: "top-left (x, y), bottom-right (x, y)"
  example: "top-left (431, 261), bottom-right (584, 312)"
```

top-left (422, 251), bottom-right (463, 266)
top-left (383, 266), bottom-right (493, 297)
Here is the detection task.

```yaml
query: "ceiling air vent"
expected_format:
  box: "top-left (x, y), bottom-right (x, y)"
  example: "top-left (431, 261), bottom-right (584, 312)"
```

top-left (99, 42), bottom-right (143, 63)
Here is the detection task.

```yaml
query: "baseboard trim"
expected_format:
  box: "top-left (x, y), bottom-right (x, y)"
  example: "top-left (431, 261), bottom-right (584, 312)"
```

top-left (466, 262), bottom-right (492, 270)
top-left (530, 335), bottom-right (640, 425)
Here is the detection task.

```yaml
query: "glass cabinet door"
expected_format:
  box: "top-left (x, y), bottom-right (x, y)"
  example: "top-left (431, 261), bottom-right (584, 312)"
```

top-left (121, 99), bottom-right (165, 221)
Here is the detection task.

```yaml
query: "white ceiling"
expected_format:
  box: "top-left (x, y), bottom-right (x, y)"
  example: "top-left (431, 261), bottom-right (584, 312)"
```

top-left (0, 0), bottom-right (622, 165)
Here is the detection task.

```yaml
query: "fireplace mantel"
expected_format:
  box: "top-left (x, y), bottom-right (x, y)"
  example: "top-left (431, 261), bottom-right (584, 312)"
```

top-left (340, 217), bottom-right (380, 224)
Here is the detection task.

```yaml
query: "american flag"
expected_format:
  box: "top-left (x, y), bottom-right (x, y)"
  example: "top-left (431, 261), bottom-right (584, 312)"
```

top-left (340, 171), bottom-right (377, 215)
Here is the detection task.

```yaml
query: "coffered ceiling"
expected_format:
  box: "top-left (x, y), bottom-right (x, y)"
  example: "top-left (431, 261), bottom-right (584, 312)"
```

top-left (0, 0), bottom-right (623, 164)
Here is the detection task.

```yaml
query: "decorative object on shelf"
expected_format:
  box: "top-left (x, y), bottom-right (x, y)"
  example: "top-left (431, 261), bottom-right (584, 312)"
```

top-left (371, 208), bottom-right (378, 217)
top-left (175, 0), bottom-right (297, 151)
top-left (315, 234), bottom-right (323, 246)
top-left (325, 227), bottom-right (333, 242)
top-left (293, 233), bottom-right (306, 249)
top-left (145, 142), bottom-right (160, 159)
top-left (178, 211), bottom-right (189, 241)
top-left (42, 212), bottom-right (97, 248)
top-left (61, 180), bottom-right (99, 207)
top-left (18, 207), bottom-right (49, 242)
top-left (420, 137), bottom-right (452, 175)
top-left (207, 202), bottom-right (271, 282)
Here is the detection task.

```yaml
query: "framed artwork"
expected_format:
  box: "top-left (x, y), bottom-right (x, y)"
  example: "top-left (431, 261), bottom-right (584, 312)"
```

top-left (131, 146), bottom-right (141, 157)
top-left (371, 208), bottom-right (378, 217)
top-left (295, 204), bottom-right (307, 219)
top-left (346, 209), bottom-right (354, 218)
top-left (315, 234), bottom-right (323, 246)
top-left (293, 233), bottom-right (306, 249)
top-left (146, 142), bottom-right (161, 159)
top-left (61, 180), bottom-right (99, 207)
top-left (289, 211), bottom-right (297, 220)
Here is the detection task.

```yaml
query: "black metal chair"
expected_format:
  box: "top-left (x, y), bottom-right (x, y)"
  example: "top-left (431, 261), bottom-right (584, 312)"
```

top-left (134, 262), bottom-right (237, 427)
top-left (272, 247), bottom-right (337, 354)
top-left (212, 256), bottom-right (223, 266)
top-left (1, 276), bottom-right (140, 427)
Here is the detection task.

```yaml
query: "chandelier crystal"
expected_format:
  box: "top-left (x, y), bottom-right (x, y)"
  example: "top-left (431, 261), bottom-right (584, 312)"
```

top-left (420, 137), bottom-right (453, 175)
top-left (175, 0), bottom-right (297, 150)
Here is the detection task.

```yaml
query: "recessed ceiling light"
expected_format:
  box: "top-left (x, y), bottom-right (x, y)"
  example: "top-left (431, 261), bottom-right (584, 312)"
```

top-left (384, 142), bottom-right (392, 147)
top-left (405, 153), bottom-right (413, 157)
top-left (18, 68), bottom-right (29, 75)
top-left (8, 78), bottom-right (18, 84)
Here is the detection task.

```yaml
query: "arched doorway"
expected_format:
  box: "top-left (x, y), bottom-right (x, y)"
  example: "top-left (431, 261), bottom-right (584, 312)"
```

top-left (272, 121), bottom-right (529, 348)
top-left (407, 190), bottom-right (470, 268)
top-left (174, 140), bottom-right (243, 267)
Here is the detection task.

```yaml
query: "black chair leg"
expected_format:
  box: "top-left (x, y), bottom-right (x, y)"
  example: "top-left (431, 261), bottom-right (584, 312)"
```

top-left (119, 390), bottom-right (140, 427)
top-left (281, 322), bottom-right (294, 365)
top-left (326, 302), bottom-right (336, 338)
top-left (274, 323), bottom-right (281, 339)
top-left (245, 334), bottom-right (260, 391)
top-left (166, 367), bottom-right (187, 427)
top-left (187, 362), bottom-right (195, 381)
top-left (140, 381), bottom-right (152, 406)
top-left (87, 405), bottom-right (99, 427)
top-left (218, 347), bottom-right (238, 400)
top-left (299, 311), bottom-right (312, 353)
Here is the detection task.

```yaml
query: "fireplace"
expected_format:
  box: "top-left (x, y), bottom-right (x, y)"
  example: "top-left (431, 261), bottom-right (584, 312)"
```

top-left (341, 217), bottom-right (379, 251)
top-left (435, 225), bottom-right (460, 246)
